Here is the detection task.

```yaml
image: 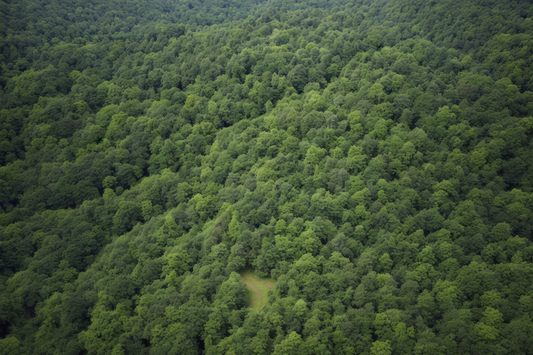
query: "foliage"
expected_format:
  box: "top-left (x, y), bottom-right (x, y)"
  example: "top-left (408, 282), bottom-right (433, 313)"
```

top-left (1, 0), bottom-right (533, 354)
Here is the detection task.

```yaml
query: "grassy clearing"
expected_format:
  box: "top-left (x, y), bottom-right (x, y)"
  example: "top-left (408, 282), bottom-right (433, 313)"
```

top-left (240, 269), bottom-right (276, 310)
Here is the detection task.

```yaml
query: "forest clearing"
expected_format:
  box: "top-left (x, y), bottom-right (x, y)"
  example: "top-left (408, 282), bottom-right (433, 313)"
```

top-left (240, 269), bottom-right (276, 310)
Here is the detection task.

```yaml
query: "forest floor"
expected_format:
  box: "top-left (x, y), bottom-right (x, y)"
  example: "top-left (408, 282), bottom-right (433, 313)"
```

top-left (240, 269), bottom-right (276, 310)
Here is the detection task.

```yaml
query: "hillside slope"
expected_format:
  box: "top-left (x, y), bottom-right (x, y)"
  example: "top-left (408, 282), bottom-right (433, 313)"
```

top-left (1, 0), bottom-right (533, 354)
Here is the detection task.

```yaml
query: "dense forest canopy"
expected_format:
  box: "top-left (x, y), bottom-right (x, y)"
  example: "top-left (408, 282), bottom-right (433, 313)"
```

top-left (1, 0), bottom-right (533, 354)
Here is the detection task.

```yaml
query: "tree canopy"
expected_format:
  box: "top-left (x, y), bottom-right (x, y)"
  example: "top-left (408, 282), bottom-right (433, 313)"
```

top-left (1, 0), bottom-right (533, 354)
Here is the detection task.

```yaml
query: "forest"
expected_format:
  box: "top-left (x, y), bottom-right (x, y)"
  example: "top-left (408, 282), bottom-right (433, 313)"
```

top-left (0, 0), bottom-right (533, 354)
